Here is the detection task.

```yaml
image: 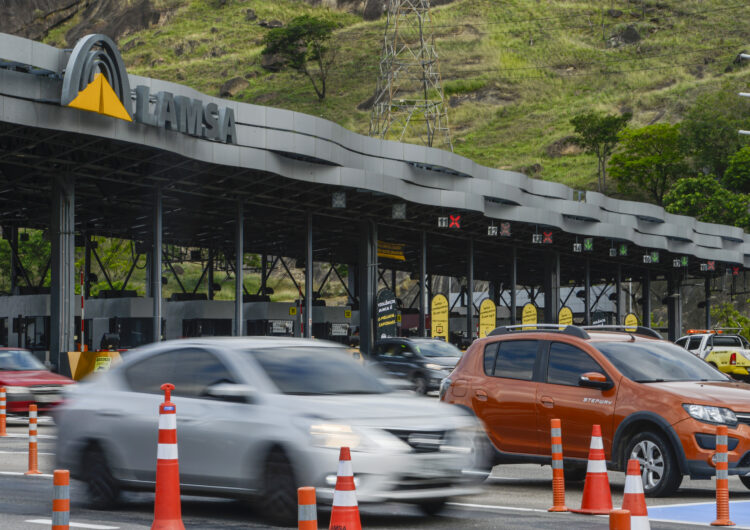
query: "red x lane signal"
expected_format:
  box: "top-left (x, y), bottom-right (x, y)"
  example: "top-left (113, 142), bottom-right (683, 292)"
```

top-left (542, 231), bottom-right (553, 244)
top-left (449, 214), bottom-right (461, 228)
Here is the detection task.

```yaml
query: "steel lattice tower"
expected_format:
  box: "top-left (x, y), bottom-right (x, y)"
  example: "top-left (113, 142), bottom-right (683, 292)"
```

top-left (369, 0), bottom-right (452, 150)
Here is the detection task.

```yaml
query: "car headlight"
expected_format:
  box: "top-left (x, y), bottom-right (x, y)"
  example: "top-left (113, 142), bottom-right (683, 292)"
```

top-left (425, 363), bottom-right (445, 371)
top-left (309, 423), bottom-right (362, 450)
top-left (4, 386), bottom-right (29, 395)
top-left (683, 404), bottom-right (737, 426)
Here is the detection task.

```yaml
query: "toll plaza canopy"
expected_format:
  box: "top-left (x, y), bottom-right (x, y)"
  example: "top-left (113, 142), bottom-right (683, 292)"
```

top-left (0, 32), bottom-right (748, 358)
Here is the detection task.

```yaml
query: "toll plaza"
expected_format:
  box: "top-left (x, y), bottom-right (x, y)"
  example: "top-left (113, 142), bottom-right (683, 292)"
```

top-left (0, 32), bottom-right (749, 370)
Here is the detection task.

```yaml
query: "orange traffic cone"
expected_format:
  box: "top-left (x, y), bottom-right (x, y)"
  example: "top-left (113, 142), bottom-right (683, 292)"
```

top-left (151, 383), bottom-right (184, 530)
top-left (622, 459), bottom-right (650, 530)
top-left (711, 425), bottom-right (735, 527)
top-left (328, 447), bottom-right (361, 530)
top-left (571, 424), bottom-right (612, 515)
top-left (298, 486), bottom-right (318, 530)
top-left (25, 404), bottom-right (41, 475)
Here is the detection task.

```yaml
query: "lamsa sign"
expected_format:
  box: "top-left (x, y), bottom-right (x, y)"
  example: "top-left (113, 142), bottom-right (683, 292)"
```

top-left (60, 34), bottom-right (237, 145)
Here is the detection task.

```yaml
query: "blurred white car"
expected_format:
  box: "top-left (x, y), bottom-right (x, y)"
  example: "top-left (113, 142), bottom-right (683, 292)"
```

top-left (55, 337), bottom-right (485, 525)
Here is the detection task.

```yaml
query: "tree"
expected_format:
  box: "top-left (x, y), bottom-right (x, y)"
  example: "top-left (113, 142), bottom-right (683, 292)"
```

top-left (712, 303), bottom-right (750, 339)
top-left (680, 88), bottom-right (750, 178)
top-left (663, 174), bottom-right (750, 229)
top-left (723, 146), bottom-right (750, 194)
top-left (570, 110), bottom-right (631, 192)
top-left (261, 15), bottom-right (338, 101)
top-left (609, 123), bottom-right (688, 205)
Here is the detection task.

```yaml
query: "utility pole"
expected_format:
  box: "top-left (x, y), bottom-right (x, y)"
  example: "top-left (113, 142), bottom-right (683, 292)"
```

top-left (369, 0), bottom-right (452, 150)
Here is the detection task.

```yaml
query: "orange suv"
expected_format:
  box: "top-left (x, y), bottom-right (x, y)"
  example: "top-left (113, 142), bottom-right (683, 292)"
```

top-left (439, 324), bottom-right (750, 496)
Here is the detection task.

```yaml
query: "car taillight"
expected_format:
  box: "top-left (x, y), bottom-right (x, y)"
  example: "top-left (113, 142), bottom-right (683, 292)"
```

top-left (731, 353), bottom-right (737, 365)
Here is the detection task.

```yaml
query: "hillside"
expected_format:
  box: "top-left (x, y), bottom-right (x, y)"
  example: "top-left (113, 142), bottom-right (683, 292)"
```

top-left (6, 0), bottom-right (750, 192)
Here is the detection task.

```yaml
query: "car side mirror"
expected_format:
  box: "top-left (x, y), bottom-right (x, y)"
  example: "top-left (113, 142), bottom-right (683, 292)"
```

top-left (205, 382), bottom-right (255, 403)
top-left (578, 371), bottom-right (613, 391)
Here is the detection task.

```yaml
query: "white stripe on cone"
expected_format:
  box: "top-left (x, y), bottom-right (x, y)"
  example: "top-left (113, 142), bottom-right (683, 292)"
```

top-left (332, 489), bottom-right (358, 507)
top-left (624, 474), bottom-right (644, 495)
top-left (159, 415), bottom-right (177, 429)
top-left (630, 515), bottom-right (650, 530)
top-left (586, 459), bottom-right (607, 473)
top-left (590, 436), bottom-right (603, 450)
top-left (157, 444), bottom-right (178, 460)
top-left (337, 459), bottom-right (353, 477)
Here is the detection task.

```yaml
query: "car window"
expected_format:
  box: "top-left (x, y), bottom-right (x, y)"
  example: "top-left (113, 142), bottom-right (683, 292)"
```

top-left (546, 342), bottom-right (605, 386)
top-left (675, 338), bottom-right (687, 348)
top-left (596, 341), bottom-right (728, 382)
top-left (0, 349), bottom-right (46, 371)
top-left (246, 347), bottom-right (389, 395)
top-left (687, 336), bottom-right (703, 350)
top-left (412, 340), bottom-right (461, 357)
top-left (125, 348), bottom-right (234, 398)
top-left (483, 342), bottom-right (499, 375)
top-left (382, 344), bottom-right (402, 357)
top-left (712, 336), bottom-right (742, 348)
top-left (487, 340), bottom-right (538, 381)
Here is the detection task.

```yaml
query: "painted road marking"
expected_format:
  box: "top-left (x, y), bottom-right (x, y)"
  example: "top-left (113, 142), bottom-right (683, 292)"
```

top-left (647, 500), bottom-right (750, 528)
top-left (26, 519), bottom-right (119, 529)
top-left (448, 502), bottom-right (550, 513)
top-left (0, 471), bottom-right (53, 478)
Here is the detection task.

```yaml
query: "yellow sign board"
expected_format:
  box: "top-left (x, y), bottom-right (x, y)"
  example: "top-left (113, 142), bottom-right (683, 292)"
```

top-left (624, 313), bottom-right (639, 332)
top-left (558, 307), bottom-right (573, 328)
top-left (431, 294), bottom-right (449, 341)
top-left (67, 350), bottom-right (122, 381)
top-left (377, 240), bottom-right (406, 261)
top-left (522, 303), bottom-right (537, 330)
top-left (478, 298), bottom-right (497, 338)
top-left (344, 309), bottom-right (351, 319)
top-left (289, 306), bottom-right (297, 316)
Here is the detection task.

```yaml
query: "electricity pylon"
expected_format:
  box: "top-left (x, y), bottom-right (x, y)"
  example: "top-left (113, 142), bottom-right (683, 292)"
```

top-left (369, 0), bottom-right (453, 151)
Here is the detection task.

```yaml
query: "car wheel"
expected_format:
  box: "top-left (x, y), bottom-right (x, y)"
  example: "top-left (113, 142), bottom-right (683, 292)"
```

top-left (625, 431), bottom-right (682, 497)
top-left (260, 449), bottom-right (297, 526)
top-left (82, 444), bottom-right (121, 509)
top-left (417, 498), bottom-right (448, 516)
top-left (414, 376), bottom-right (428, 395)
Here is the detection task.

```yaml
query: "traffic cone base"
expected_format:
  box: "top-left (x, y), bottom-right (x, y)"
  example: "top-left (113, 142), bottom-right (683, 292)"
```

top-left (329, 447), bottom-right (361, 530)
top-left (571, 424), bottom-right (612, 515)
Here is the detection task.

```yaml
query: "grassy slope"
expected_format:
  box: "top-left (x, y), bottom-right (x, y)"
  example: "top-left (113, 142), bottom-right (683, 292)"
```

top-left (44, 0), bottom-right (750, 192)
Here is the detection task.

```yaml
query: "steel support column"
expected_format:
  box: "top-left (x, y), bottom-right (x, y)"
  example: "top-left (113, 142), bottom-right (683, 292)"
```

top-left (207, 247), bottom-right (214, 300)
top-left (152, 188), bottom-right (162, 343)
top-left (305, 213), bottom-right (313, 338)
top-left (543, 251), bottom-right (560, 323)
top-left (510, 248), bottom-right (517, 325)
top-left (234, 201), bottom-right (244, 336)
top-left (418, 231), bottom-right (427, 337)
top-left (616, 264), bottom-right (622, 324)
top-left (466, 238), bottom-right (474, 342)
top-left (50, 176), bottom-right (75, 367)
top-left (358, 221), bottom-right (376, 355)
top-left (667, 274), bottom-right (682, 341)
top-left (705, 276), bottom-right (711, 329)
top-left (584, 258), bottom-right (591, 325)
top-left (84, 234), bottom-right (91, 298)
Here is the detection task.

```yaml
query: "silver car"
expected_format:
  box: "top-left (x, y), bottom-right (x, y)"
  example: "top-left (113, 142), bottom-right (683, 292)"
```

top-left (55, 337), bottom-right (484, 525)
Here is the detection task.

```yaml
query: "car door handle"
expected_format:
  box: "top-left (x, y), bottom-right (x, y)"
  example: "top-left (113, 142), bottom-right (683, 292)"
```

top-left (98, 409), bottom-right (123, 418)
top-left (475, 390), bottom-right (488, 402)
top-left (540, 397), bottom-right (554, 408)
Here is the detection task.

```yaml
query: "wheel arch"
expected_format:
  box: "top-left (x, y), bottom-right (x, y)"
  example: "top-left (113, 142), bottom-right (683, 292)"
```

top-left (612, 412), bottom-right (688, 475)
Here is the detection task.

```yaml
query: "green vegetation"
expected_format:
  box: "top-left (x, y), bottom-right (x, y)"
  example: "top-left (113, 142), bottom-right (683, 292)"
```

top-left (41, 0), bottom-right (750, 192)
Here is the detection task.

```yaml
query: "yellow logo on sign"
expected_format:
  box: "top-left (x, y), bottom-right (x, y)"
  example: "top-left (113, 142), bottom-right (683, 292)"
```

top-left (289, 307), bottom-right (297, 316)
top-left (344, 310), bottom-right (351, 319)
top-left (68, 73), bottom-right (132, 122)
top-left (624, 313), bottom-right (639, 332)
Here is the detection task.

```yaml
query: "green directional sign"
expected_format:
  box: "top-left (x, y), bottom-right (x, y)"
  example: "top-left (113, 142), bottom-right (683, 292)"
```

top-left (583, 238), bottom-right (593, 251)
top-left (681, 256), bottom-right (688, 267)
top-left (619, 244), bottom-right (628, 257)
top-left (651, 251), bottom-right (660, 264)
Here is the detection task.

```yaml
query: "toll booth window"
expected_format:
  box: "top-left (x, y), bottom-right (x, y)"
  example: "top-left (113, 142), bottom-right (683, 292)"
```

top-left (491, 340), bottom-right (538, 381)
top-left (0, 318), bottom-right (7, 347)
top-left (24, 317), bottom-right (50, 351)
top-left (546, 342), bottom-right (604, 386)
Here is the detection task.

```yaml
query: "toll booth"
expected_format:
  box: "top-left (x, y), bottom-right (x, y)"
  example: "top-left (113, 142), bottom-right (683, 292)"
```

top-left (245, 298), bottom-right (296, 336)
top-left (0, 294), bottom-right (52, 362)
top-left (311, 304), bottom-right (352, 344)
top-left (85, 297), bottom-right (163, 350)
top-left (162, 296), bottom-right (235, 340)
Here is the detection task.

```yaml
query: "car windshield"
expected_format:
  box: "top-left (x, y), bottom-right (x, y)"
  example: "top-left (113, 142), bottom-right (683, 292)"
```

top-left (596, 341), bottom-right (729, 382)
top-left (247, 347), bottom-right (390, 395)
top-left (712, 336), bottom-right (742, 348)
top-left (0, 350), bottom-right (46, 371)
top-left (412, 340), bottom-right (461, 357)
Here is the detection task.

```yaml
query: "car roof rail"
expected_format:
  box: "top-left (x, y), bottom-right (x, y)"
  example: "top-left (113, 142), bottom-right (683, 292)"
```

top-left (488, 324), bottom-right (590, 340)
top-left (581, 325), bottom-right (662, 339)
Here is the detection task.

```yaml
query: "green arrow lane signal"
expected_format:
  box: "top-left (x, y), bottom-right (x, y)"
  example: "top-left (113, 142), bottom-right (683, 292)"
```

top-left (583, 238), bottom-right (593, 251)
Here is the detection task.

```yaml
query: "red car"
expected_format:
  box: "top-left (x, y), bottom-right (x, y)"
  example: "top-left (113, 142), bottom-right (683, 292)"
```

top-left (0, 348), bottom-right (75, 413)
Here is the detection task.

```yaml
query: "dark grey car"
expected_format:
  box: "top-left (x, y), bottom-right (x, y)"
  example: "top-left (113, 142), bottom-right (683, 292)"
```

top-left (371, 338), bottom-right (462, 394)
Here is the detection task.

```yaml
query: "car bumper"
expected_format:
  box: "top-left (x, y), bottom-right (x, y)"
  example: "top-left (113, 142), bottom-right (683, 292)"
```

top-left (6, 396), bottom-right (63, 413)
top-left (676, 418), bottom-right (750, 479)
top-left (305, 447), bottom-right (481, 504)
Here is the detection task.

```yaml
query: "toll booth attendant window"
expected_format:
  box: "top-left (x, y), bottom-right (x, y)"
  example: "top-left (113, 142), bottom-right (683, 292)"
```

top-left (487, 340), bottom-right (538, 381)
top-left (24, 317), bottom-right (50, 351)
top-left (547, 342), bottom-right (604, 386)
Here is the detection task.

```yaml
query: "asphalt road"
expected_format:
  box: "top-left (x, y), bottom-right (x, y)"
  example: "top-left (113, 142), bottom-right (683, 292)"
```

top-left (0, 421), bottom-right (747, 529)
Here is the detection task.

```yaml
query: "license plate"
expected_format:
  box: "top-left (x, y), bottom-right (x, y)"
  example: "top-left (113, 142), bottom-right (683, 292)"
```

top-left (35, 394), bottom-right (60, 403)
